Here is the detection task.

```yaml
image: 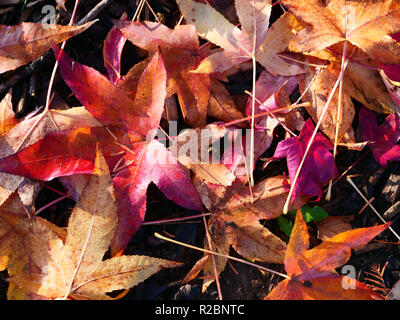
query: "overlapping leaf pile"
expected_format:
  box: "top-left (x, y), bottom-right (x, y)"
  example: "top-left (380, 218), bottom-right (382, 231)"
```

top-left (0, 0), bottom-right (399, 300)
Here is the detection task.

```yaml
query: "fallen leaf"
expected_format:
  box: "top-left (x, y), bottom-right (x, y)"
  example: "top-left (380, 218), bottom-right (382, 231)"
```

top-left (265, 210), bottom-right (389, 300)
top-left (273, 118), bottom-right (338, 203)
top-left (282, 0), bottom-right (400, 64)
top-left (0, 21), bottom-right (95, 74)
top-left (186, 175), bottom-right (305, 291)
top-left (0, 192), bottom-right (66, 300)
top-left (0, 48), bottom-right (204, 255)
top-left (316, 216), bottom-right (354, 241)
top-left (176, 0), bottom-right (304, 76)
top-left (7, 148), bottom-right (181, 300)
top-left (115, 21), bottom-right (211, 127)
top-left (207, 79), bottom-right (244, 124)
top-left (103, 13), bottom-right (127, 85)
top-left (359, 107), bottom-right (400, 167)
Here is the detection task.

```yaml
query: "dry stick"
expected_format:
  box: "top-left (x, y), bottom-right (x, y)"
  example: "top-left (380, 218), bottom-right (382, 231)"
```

top-left (202, 216), bottom-right (223, 300)
top-left (142, 213), bottom-right (211, 226)
top-left (220, 103), bottom-right (310, 128)
top-left (76, 0), bottom-right (112, 25)
top-left (283, 59), bottom-right (349, 214)
top-left (249, 0), bottom-right (257, 188)
top-left (154, 232), bottom-right (289, 279)
top-left (35, 195), bottom-right (69, 215)
top-left (346, 176), bottom-right (400, 241)
top-left (132, 0), bottom-right (145, 21)
top-left (326, 41), bottom-right (349, 201)
top-left (144, 0), bottom-right (161, 23)
top-left (244, 89), bottom-right (297, 137)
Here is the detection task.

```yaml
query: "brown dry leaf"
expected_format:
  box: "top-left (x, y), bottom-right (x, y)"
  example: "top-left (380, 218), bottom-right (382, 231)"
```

top-left (8, 148), bottom-right (181, 300)
top-left (214, 175), bottom-right (306, 217)
top-left (343, 59), bottom-right (399, 114)
top-left (201, 207), bottom-right (287, 292)
top-left (282, 0), bottom-right (400, 64)
top-left (0, 91), bottom-right (23, 207)
top-left (170, 122), bottom-right (236, 187)
top-left (299, 48), bottom-right (398, 144)
top-left (0, 192), bottom-right (66, 300)
top-left (185, 175), bottom-right (305, 291)
top-left (0, 21), bottom-right (96, 74)
top-left (316, 215), bottom-right (354, 241)
top-left (299, 60), bottom-right (356, 144)
top-left (207, 79), bottom-right (244, 124)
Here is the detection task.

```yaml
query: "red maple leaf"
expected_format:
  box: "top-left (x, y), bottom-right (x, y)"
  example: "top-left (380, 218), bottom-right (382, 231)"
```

top-left (0, 47), bottom-right (204, 255)
top-left (265, 210), bottom-right (389, 300)
top-left (115, 20), bottom-right (211, 127)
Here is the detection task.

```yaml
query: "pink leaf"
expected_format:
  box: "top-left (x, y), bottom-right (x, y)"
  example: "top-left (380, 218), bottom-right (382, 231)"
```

top-left (273, 119), bottom-right (338, 202)
top-left (359, 108), bottom-right (400, 167)
top-left (103, 13), bottom-right (128, 85)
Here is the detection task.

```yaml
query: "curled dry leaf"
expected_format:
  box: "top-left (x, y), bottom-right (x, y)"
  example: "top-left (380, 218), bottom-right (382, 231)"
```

top-left (0, 21), bottom-right (96, 74)
top-left (315, 216), bottom-right (354, 241)
top-left (7, 148), bottom-right (181, 300)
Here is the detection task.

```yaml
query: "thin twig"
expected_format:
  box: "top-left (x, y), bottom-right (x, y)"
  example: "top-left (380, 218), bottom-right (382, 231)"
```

top-left (202, 216), bottom-right (223, 300)
top-left (154, 233), bottom-right (289, 279)
top-left (346, 176), bottom-right (400, 241)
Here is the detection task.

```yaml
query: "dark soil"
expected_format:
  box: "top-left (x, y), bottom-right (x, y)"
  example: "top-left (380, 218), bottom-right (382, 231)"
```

top-left (0, 0), bottom-right (399, 300)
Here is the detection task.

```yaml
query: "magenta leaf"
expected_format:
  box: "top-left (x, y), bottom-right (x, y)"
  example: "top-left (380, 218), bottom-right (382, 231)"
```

top-left (359, 108), bottom-right (400, 167)
top-left (379, 63), bottom-right (400, 83)
top-left (273, 119), bottom-right (338, 202)
top-left (103, 14), bottom-right (127, 85)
